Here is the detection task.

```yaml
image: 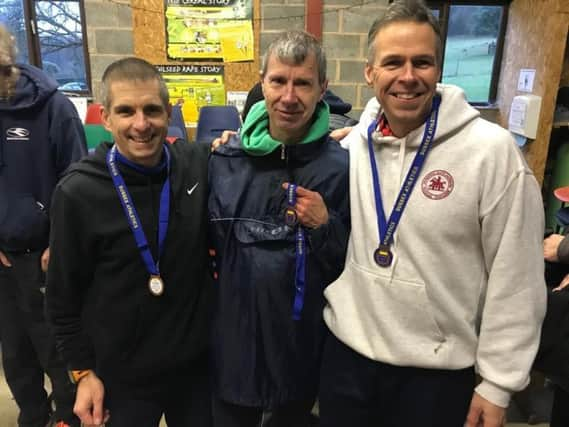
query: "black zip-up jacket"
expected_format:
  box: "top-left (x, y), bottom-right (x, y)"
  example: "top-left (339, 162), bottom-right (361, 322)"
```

top-left (47, 141), bottom-right (212, 396)
top-left (208, 135), bottom-right (350, 408)
top-left (0, 64), bottom-right (86, 251)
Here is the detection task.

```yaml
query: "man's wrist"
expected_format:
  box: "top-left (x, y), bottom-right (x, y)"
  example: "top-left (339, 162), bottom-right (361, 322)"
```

top-left (474, 379), bottom-right (511, 408)
top-left (68, 369), bottom-right (94, 384)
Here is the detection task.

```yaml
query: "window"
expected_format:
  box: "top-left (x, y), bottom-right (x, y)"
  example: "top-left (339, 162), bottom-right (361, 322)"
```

top-left (429, 1), bottom-right (508, 104)
top-left (0, 0), bottom-right (91, 94)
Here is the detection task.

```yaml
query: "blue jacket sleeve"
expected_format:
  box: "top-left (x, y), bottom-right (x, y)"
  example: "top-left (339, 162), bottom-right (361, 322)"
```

top-left (306, 150), bottom-right (350, 285)
top-left (307, 207), bottom-right (350, 285)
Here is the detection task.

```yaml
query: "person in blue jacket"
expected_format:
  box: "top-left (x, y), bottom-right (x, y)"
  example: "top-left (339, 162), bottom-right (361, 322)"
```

top-left (0, 25), bottom-right (86, 427)
top-left (208, 30), bottom-right (350, 427)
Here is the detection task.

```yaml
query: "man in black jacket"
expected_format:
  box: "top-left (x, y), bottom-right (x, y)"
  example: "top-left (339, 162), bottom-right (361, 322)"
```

top-left (208, 30), bottom-right (349, 427)
top-left (0, 24), bottom-right (86, 427)
top-left (540, 232), bottom-right (569, 427)
top-left (46, 57), bottom-right (212, 427)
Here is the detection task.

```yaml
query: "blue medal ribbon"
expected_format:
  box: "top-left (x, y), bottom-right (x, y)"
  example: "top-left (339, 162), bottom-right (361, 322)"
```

top-left (106, 144), bottom-right (171, 281)
top-left (285, 183), bottom-right (298, 226)
top-left (367, 96), bottom-right (441, 264)
top-left (287, 184), bottom-right (306, 320)
top-left (287, 183), bottom-right (297, 207)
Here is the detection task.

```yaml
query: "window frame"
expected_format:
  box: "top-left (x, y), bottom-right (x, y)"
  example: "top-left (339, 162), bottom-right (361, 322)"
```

top-left (19, 0), bottom-right (92, 95)
top-left (388, 0), bottom-right (510, 105)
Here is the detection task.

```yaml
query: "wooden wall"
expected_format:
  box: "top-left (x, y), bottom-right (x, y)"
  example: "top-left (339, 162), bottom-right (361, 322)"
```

top-left (131, 0), bottom-right (261, 94)
top-left (496, 0), bottom-right (569, 184)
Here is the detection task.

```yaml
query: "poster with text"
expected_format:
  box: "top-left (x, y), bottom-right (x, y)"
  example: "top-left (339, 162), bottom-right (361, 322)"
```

top-left (156, 64), bottom-right (226, 127)
top-left (165, 0), bottom-right (254, 62)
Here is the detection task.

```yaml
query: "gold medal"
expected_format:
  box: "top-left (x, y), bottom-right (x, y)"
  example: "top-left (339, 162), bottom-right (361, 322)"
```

top-left (148, 275), bottom-right (164, 296)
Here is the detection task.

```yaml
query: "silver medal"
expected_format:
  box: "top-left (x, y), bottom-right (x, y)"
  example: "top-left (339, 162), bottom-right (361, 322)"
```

top-left (148, 276), bottom-right (164, 296)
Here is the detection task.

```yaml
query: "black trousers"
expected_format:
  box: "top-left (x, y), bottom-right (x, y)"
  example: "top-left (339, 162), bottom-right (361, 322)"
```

top-left (550, 384), bottom-right (569, 427)
top-left (212, 396), bottom-right (314, 427)
top-left (0, 251), bottom-right (79, 427)
top-left (319, 331), bottom-right (475, 427)
top-left (104, 359), bottom-right (213, 427)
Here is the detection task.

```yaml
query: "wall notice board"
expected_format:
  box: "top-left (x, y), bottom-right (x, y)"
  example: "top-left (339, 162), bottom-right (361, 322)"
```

top-left (131, 0), bottom-right (261, 119)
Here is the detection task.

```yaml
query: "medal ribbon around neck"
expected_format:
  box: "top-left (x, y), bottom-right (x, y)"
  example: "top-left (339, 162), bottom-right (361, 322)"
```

top-left (106, 144), bottom-right (171, 294)
top-left (366, 95), bottom-right (441, 267)
top-left (286, 184), bottom-right (306, 320)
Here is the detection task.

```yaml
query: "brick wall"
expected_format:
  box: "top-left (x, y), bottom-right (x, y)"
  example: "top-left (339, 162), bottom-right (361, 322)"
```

top-left (260, 0), bottom-right (389, 118)
top-left (84, 0), bottom-right (134, 102)
top-left (80, 1), bottom-right (499, 123)
top-left (81, 0), bottom-right (386, 114)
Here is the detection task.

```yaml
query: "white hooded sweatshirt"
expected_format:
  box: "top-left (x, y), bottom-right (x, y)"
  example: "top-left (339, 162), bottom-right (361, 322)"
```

top-left (324, 84), bottom-right (546, 407)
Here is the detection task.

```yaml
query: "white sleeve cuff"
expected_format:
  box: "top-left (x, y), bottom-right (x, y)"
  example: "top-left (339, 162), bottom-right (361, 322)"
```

top-left (475, 379), bottom-right (511, 408)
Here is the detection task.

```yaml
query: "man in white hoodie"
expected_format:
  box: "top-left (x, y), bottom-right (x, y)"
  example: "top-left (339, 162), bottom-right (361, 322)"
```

top-left (320, 1), bottom-right (546, 427)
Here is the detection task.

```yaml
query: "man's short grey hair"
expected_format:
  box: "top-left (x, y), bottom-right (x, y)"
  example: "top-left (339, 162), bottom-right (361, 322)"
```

top-left (102, 57), bottom-right (169, 109)
top-left (261, 30), bottom-right (327, 85)
top-left (367, 0), bottom-right (442, 66)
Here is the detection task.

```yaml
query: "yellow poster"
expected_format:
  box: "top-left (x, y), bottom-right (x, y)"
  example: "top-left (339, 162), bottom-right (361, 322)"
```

top-left (156, 64), bottom-right (226, 127)
top-left (165, 0), bottom-right (254, 62)
top-left (219, 21), bottom-right (253, 62)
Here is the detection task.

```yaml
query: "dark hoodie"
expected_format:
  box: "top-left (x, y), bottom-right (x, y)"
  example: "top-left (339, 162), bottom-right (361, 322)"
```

top-left (47, 141), bottom-right (213, 397)
top-left (0, 64), bottom-right (87, 252)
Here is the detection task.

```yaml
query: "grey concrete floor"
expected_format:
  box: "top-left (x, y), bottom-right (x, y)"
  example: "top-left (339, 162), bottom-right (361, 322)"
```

top-left (0, 356), bottom-right (20, 426)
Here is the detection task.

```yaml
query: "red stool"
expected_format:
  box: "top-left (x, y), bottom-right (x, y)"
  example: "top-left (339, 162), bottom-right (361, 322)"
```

top-left (85, 103), bottom-right (104, 124)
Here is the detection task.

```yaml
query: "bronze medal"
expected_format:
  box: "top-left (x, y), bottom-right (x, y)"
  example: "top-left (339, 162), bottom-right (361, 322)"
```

top-left (374, 245), bottom-right (393, 267)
